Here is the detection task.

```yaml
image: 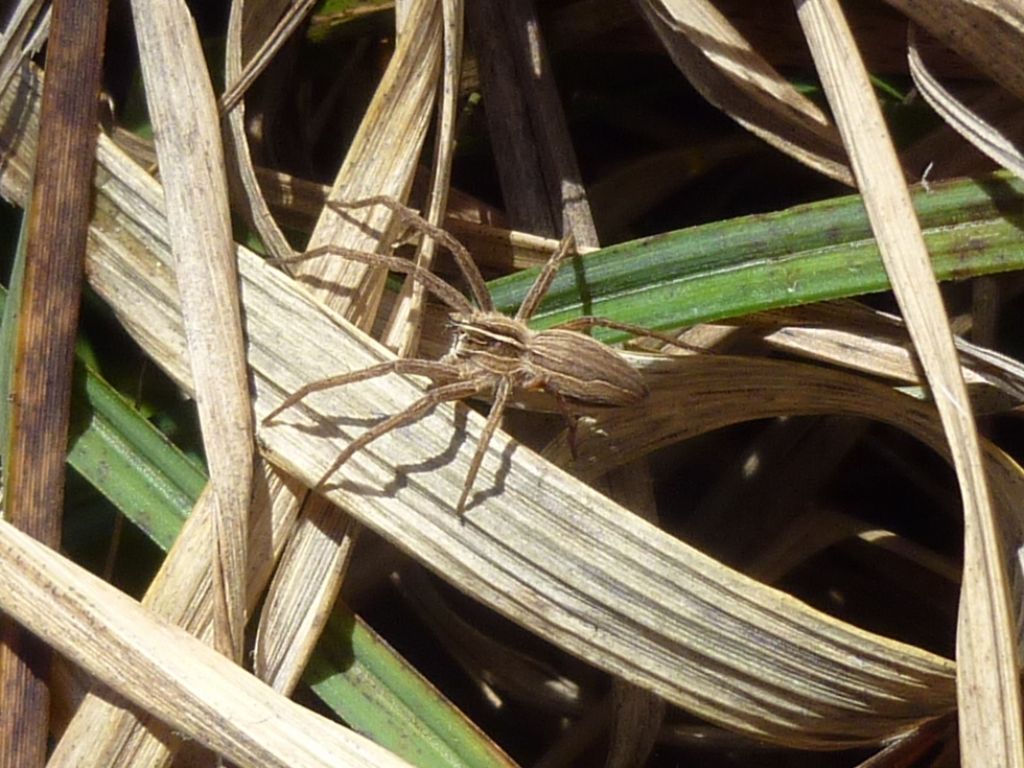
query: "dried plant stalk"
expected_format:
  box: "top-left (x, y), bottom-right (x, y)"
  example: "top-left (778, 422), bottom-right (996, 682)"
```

top-left (0, 1), bottom-right (106, 763)
top-left (795, 2), bottom-right (1022, 764)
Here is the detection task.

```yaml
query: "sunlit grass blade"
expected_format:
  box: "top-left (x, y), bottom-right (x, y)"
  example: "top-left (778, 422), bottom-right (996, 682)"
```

top-left (307, 606), bottom-right (516, 768)
top-left (488, 173), bottom-right (1024, 338)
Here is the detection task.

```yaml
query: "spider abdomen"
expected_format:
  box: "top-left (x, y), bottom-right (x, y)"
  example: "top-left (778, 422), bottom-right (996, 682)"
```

top-left (527, 329), bottom-right (648, 407)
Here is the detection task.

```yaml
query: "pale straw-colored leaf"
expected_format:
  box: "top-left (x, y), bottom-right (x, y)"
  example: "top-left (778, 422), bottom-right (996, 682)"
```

top-left (907, 24), bottom-right (1024, 180)
top-left (746, 302), bottom-right (1024, 403)
top-left (220, 0), bottom-right (356, 698)
top-left (132, 0), bottom-right (255, 663)
top-left (47, 471), bottom-right (304, 767)
top-left (544, 350), bottom-right (1023, 668)
top-left (601, 464), bottom-right (665, 768)
top-left (302, 0), bottom-right (441, 324)
top-left (255, 0), bottom-right (443, 696)
top-left (796, 2), bottom-right (1022, 762)
top-left (0, 520), bottom-right (414, 768)
top-left (636, 0), bottom-right (853, 185)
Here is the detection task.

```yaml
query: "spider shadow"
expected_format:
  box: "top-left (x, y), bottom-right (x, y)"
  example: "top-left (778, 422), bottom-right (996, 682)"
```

top-left (324, 204), bottom-right (391, 242)
top-left (285, 403), bottom-right (517, 514)
top-left (286, 273), bottom-right (367, 305)
top-left (459, 439), bottom-right (517, 513)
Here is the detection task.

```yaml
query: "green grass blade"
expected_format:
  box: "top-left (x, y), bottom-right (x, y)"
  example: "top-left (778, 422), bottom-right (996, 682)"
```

top-left (0, 207), bottom-right (28, 456)
top-left (488, 173), bottom-right (1024, 340)
top-left (0, 281), bottom-right (203, 548)
top-left (307, 607), bottom-right (516, 768)
top-left (65, 370), bottom-right (205, 550)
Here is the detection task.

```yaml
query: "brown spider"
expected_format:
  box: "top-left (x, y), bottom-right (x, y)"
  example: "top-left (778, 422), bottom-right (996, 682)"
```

top-left (265, 197), bottom-right (680, 513)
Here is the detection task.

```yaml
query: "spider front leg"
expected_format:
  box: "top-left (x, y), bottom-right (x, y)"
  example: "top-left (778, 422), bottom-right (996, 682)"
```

top-left (516, 235), bottom-right (577, 322)
top-left (457, 377), bottom-right (513, 514)
top-left (263, 358), bottom-right (462, 424)
top-left (328, 196), bottom-right (494, 312)
top-left (313, 377), bottom-right (484, 495)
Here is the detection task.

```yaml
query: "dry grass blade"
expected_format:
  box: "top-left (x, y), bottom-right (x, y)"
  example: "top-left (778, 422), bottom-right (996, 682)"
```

top-left (48, 473), bottom-right (305, 768)
top-left (220, 0), bottom-right (316, 114)
top-left (0, 520), bottom-right (415, 768)
top-left (254, 508), bottom-right (360, 692)
top-left (301, 0), bottom-right (441, 323)
top-left (636, 0), bottom-right (853, 185)
top-left (132, 0), bottom-right (255, 662)
top-left (0, 2), bottom-right (105, 763)
top-left (254, 0), bottom-right (443, 695)
top-left (789, 3), bottom-right (1021, 763)
top-left (748, 302), bottom-right (1024, 402)
top-left (907, 25), bottom-right (1024, 179)
top-left (466, 0), bottom-right (598, 240)
top-left (602, 464), bottom-right (665, 768)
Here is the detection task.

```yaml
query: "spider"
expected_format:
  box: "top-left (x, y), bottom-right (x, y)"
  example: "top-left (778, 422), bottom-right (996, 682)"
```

top-left (265, 197), bottom-right (683, 513)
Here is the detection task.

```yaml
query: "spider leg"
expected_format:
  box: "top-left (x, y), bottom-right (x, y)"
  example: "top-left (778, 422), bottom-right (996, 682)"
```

top-left (314, 378), bottom-right (484, 493)
top-left (263, 359), bottom-right (461, 424)
top-left (271, 245), bottom-right (474, 315)
top-left (516, 235), bottom-right (577, 321)
top-left (328, 197), bottom-right (494, 312)
top-left (457, 377), bottom-right (513, 514)
top-left (554, 316), bottom-right (700, 354)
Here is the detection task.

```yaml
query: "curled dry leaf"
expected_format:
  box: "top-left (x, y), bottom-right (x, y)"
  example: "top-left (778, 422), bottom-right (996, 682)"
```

top-left (635, 0), bottom-right (853, 184)
top-left (887, 0), bottom-right (1024, 102)
top-left (908, 24), bottom-right (1024, 180)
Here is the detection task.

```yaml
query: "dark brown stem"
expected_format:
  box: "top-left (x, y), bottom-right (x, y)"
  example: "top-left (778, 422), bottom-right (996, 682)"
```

top-left (0, 2), bottom-right (108, 764)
